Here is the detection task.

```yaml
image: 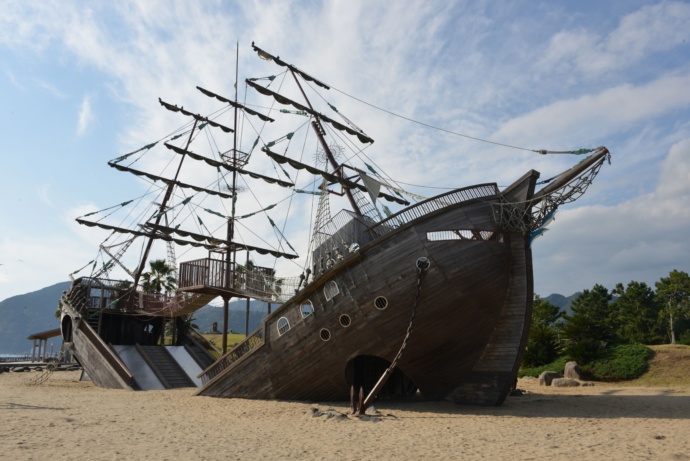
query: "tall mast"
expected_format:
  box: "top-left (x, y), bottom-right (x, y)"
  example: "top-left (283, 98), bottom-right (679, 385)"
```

top-left (132, 119), bottom-right (199, 291)
top-left (222, 43), bottom-right (240, 354)
top-left (289, 69), bottom-right (363, 217)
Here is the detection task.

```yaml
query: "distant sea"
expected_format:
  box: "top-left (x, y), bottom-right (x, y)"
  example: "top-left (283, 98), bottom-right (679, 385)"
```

top-left (0, 353), bottom-right (31, 361)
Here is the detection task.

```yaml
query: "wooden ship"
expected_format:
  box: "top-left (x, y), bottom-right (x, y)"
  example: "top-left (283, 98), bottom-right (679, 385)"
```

top-left (59, 44), bottom-right (610, 407)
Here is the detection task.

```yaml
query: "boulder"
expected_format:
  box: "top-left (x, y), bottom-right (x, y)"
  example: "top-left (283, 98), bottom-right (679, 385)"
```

top-left (564, 361), bottom-right (583, 380)
top-left (551, 378), bottom-right (581, 387)
top-left (538, 371), bottom-right (562, 386)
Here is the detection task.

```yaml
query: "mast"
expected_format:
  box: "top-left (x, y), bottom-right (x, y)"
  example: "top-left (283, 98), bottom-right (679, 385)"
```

top-left (289, 69), bottom-right (363, 217)
top-left (131, 119), bottom-right (199, 292)
top-left (222, 43), bottom-right (240, 354)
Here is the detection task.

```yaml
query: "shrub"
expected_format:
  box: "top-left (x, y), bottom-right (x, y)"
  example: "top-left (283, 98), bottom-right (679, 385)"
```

top-left (678, 330), bottom-right (690, 346)
top-left (564, 338), bottom-right (608, 364)
top-left (518, 356), bottom-right (569, 378)
top-left (582, 344), bottom-right (653, 381)
top-left (522, 323), bottom-right (561, 368)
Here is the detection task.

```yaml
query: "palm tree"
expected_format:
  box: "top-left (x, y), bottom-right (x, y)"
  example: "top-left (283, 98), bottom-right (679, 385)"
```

top-left (141, 259), bottom-right (177, 294)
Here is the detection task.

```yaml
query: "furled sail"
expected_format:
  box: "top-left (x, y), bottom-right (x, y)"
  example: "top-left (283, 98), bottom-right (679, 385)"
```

top-left (196, 86), bottom-right (275, 122)
top-left (159, 98), bottom-right (234, 133)
top-left (264, 148), bottom-right (409, 206)
top-left (246, 80), bottom-right (374, 145)
top-left (76, 219), bottom-right (219, 250)
top-left (76, 219), bottom-right (298, 260)
top-left (164, 143), bottom-right (294, 188)
top-left (107, 162), bottom-right (233, 199)
top-left (252, 42), bottom-right (330, 90)
top-left (145, 223), bottom-right (298, 260)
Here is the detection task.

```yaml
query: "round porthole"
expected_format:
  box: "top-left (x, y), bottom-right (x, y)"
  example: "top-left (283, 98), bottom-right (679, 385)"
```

top-left (320, 328), bottom-right (331, 341)
top-left (416, 257), bottom-right (430, 270)
top-left (339, 314), bottom-right (351, 327)
top-left (374, 296), bottom-right (388, 310)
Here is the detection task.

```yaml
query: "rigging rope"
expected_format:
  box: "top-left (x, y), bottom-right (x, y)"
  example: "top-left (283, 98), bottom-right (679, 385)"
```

top-left (329, 85), bottom-right (595, 156)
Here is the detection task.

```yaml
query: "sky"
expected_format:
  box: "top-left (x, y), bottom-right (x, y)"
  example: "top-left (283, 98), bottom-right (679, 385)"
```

top-left (1, 0), bottom-right (689, 302)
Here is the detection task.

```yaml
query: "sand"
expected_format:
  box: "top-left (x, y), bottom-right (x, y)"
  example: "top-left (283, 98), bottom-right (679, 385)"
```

top-left (1, 370), bottom-right (689, 461)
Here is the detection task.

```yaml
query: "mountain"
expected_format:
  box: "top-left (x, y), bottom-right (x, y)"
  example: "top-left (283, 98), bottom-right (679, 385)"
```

top-left (1, 282), bottom-right (577, 354)
top-left (0, 281), bottom-right (71, 354)
top-left (0, 282), bottom-right (277, 354)
top-left (192, 300), bottom-right (278, 334)
top-left (543, 292), bottom-right (582, 316)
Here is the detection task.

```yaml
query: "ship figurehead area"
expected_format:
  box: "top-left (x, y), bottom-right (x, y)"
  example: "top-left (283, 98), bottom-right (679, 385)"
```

top-left (59, 43), bottom-right (610, 408)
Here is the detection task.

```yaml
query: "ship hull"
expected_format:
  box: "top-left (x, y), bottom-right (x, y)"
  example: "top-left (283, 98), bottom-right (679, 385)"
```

top-left (197, 172), bottom-right (539, 405)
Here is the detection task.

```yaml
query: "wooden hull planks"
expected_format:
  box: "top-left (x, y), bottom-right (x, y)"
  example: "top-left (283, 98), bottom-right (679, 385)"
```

top-left (196, 173), bottom-right (538, 405)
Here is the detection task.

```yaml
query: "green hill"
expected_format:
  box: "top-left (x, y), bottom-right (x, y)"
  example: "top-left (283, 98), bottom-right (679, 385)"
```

top-left (622, 344), bottom-right (690, 387)
top-left (0, 281), bottom-right (70, 354)
top-left (0, 282), bottom-right (276, 354)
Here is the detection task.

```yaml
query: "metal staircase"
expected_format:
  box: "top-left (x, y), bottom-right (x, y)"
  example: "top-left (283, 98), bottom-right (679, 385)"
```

top-left (136, 345), bottom-right (195, 389)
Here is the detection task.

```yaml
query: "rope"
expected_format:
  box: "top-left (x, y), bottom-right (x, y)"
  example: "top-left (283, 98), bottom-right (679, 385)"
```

top-left (329, 84), bottom-right (595, 156)
top-left (359, 260), bottom-right (428, 412)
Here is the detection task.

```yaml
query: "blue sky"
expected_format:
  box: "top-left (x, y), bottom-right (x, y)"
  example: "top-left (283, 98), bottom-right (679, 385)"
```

top-left (1, 0), bottom-right (689, 302)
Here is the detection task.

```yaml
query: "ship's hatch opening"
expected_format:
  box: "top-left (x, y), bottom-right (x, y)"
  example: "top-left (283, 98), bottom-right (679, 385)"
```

top-left (345, 355), bottom-right (416, 400)
top-left (61, 315), bottom-right (73, 342)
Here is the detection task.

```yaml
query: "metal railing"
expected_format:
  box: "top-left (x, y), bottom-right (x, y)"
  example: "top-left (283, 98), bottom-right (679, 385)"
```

top-left (367, 183), bottom-right (499, 237)
top-left (199, 326), bottom-right (264, 385)
top-left (178, 257), bottom-right (301, 303)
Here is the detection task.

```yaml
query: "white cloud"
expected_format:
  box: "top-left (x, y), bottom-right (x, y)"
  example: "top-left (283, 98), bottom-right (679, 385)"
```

top-left (77, 94), bottom-right (93, 136)
top-left (494, 72), bottom-right (690, 150)
top-left (3, 68), bottom-right (23, 90)
top-left (37, 183), bottom-right (52, 207)
top-left (541, 1), bottom-right (690, 77)
top-left (1, 0), bottom-right (689, 302)
top-left (533, 137), bottom-right (690, 295)
top-left (35, 79), bottom-right (68, 98)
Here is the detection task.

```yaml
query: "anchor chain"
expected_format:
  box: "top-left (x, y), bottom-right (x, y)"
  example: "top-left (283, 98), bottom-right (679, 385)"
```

top-left (353, 259), bottom-right (428, 414)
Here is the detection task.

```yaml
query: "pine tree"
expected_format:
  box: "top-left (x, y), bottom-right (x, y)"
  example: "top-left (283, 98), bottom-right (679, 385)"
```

top-left (655, 270), bottom-right (690, 344)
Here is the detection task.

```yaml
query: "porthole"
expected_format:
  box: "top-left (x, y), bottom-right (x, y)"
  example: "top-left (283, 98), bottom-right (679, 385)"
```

top-left (339, 314), bottom-right (352, 327)
top-left (374, 296), bottom-right (388, 310)
top-left (277, 317), bottom-right (290, 336)
top-left (319, 328), bottom-right (331, 341)
top-left (301, 300), bottom-right (315, 319)
top-left (416, 257), bottom-right (430, 270)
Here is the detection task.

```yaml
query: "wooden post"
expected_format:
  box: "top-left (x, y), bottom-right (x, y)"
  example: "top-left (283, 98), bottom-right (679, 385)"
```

top-left (222, 297), bottom-right (229, 354)
top-left (245, 298), bottom-right (250, 336)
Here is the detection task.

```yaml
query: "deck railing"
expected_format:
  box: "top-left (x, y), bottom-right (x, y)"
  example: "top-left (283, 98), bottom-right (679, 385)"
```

top-left (198, 326), bottom-right (264, 385)
top-left (178, 257), bottom-right (301, 303)
top-left (367, 183), bottom-right (500, 237)
top-left (186, 328), bottom-right (222, 360)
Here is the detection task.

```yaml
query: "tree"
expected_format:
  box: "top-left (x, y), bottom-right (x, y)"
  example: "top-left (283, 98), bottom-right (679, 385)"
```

top-left (561, 284), bottom-right (613, 363)
top-left (522, 296), bottom-right (563, 367)
top-left (610, 281), bottom-right (663, 345)
top-left (532, 295), bottom-right (563, 325)
top-left (655, 270), bottom-right (690, 344)
top-left (141, 259), bottom-right (177, 294)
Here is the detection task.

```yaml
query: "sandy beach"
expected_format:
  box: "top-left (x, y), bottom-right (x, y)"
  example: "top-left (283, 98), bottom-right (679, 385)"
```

top-left (1, 370), bottom-right (689, 461)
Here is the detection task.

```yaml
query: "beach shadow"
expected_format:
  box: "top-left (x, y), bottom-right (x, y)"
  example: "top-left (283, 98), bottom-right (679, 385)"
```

top-left (366, 392), bottom-right (690, 420)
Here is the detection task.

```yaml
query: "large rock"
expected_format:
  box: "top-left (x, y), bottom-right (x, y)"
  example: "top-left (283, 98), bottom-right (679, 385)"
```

top-left (538, 371), bottom-right (562, 386)
top-left (551, 378), bottom-right (581, 387)
top-left (564, 361), bottom-right (583, 380)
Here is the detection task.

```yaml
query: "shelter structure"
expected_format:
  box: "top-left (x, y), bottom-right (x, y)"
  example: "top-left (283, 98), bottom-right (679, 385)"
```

top-left (27, 328), bottom-right (62, 362)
